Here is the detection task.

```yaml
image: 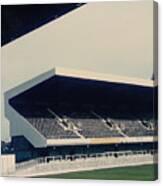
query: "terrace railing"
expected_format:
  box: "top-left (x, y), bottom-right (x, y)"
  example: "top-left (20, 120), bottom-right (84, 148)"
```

top-left (16, 149), bottom-right (157, 171)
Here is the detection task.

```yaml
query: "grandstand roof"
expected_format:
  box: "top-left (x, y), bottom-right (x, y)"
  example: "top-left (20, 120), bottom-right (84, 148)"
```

top-left (5, 67), bottom-right (154, 101)
top-left (5, 68), bottom-right (156, 147)
top-left (56, 67), bottom-right (154, 87)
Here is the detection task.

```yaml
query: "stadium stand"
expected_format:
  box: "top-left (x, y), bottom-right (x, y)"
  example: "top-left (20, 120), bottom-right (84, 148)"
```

top-left (11, 102), bottom-right (156, 139)
top-left (5, 73), bottom-right (157, 176)
top-left (12, 104), bottom-right (79, 139)
top-left (52, 108), bottom-right (122, 138)
top-left (93, 110), bottom-right (155, 137)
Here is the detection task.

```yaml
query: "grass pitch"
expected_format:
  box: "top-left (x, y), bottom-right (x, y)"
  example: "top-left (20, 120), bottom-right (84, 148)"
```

top-left (43, 164), bottom-right (157, 181)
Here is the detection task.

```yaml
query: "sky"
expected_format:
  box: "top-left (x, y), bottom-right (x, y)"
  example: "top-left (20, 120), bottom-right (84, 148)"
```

top-left (1, 1), bottom-right (154, 141)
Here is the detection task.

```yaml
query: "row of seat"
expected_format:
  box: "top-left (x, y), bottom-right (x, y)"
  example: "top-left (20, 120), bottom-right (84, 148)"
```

top-left (61, 112), bottom-right (122, 138)
top-left (13, 104), bottom-right (156, 139)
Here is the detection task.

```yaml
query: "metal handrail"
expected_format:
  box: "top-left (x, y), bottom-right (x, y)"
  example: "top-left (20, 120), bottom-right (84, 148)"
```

top-left (16, 149), bottom-right (157, 170)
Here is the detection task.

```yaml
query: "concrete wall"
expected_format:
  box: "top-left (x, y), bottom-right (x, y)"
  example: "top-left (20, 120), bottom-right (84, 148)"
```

top-left (0, 154), bottom-right (16, 176)
top-left (6, 104), bottom-right (47, 148)
top-left (13, 153), bottom-right (156, 177)
top-left (3, 69), bottom-right (54, 145)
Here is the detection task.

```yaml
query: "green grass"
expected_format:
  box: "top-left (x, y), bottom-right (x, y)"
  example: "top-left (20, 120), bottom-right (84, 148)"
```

top-left (42, 164), bottom-right (158, 181)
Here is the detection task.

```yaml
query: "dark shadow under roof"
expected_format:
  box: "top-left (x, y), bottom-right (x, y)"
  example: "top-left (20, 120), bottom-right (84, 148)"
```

top-left (9, 75), bottom-right (156, 114)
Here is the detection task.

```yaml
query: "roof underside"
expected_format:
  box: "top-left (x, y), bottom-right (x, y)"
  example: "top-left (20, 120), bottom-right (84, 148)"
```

top-left (9, 74), bottom-right (155, 113)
